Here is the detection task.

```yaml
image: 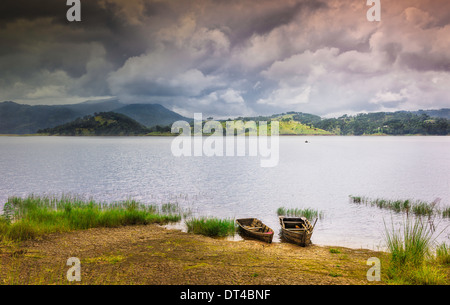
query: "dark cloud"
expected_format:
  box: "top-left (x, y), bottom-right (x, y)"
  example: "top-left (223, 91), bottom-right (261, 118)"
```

top-left (0, 0), bottom-right (449, 116)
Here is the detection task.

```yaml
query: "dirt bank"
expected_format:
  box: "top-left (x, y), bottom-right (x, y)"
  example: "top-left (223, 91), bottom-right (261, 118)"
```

top-left (0, 224), bottom-right (386, 285)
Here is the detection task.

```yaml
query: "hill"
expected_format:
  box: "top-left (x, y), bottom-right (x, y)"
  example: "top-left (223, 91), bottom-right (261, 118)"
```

top-left (0, 100), bottom-right (190, 134)
top-left (2, 98), bottom-right (449, 136)
top-left (312, 111), bottom-right (449, 135)
top-left (187, 113), bottom-right (329, 136)
top-left (37, 112), bottom-right (151, 136)
top-left (0, 99), bottom-right (190, 134)
top-left (234, 110), bottom-right (449, 135)
top-left (114, 104), bottom-right (189, 127)
top-left (0, 101), bottom-right (80, 134)
top-left (59, 98), bottom-right (125, 114)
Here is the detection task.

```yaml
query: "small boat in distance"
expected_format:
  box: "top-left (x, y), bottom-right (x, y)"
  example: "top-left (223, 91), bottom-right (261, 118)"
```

top-left (236, 218), bottom-right (274, 243)
top-left (279, 216), bottom-right (316, 247)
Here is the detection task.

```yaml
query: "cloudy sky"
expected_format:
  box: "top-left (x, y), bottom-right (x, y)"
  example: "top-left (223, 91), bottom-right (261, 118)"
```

top-left (1, 0), bottom-right (450, 118)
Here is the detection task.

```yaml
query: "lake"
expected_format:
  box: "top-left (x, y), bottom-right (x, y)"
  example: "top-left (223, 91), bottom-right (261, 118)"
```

top-left (0, 136), bottom-right (449, 249)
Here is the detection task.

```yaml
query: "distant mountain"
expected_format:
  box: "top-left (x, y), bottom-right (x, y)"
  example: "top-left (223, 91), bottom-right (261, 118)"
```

top-left (38, 112), bottom-right (150, 136)
top-left (0, 99), bottom-right (191, 134)
top-left (0, 101), bottom-right (80, 134)
top-left (59, 98), bottom-right (125, 114)
top-left (114, 104), bottom-right (189, 128)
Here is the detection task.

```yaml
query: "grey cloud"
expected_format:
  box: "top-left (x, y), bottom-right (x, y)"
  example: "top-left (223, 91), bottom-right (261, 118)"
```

top-left (1, 0), bottom-right (450, 116)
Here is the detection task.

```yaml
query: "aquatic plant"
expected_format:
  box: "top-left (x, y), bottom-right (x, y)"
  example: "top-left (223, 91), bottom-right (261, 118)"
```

top-left (349, 196), bottom-right (447, 218)
top-left (277, 207), bottom-right (324, 221)
top-left (383, 217), bottom-right (447, 284)
top-left (442, 207), bottom-right (450, 218)
top-left (436, 243), bottom-right (450, 265)
top-left (185, 217), bottom-right (236, 237)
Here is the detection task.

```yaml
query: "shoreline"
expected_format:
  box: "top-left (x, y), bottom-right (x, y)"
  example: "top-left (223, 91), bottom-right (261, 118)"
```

top-left (0, 223), bottom-right (387, 285)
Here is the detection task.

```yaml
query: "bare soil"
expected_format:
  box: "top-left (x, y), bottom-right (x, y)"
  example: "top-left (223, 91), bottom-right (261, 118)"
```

top-left (0, 224), bottom-right (387, 285)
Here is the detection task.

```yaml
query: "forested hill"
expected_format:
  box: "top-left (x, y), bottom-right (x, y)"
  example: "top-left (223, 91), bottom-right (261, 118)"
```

top-left (236, 110), bottom-right (449, 135)
top-left (311, 111), bottom-right (449, 135)
top-left (37, 112), bottom-right (151, 136)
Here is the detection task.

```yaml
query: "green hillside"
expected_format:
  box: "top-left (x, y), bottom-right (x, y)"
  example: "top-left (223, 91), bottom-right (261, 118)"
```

top-left (274, 114), bottom-right (332, 135)
top-left (313, 111), bottom-right (450, 135)
top-left (218, 113), bottom-right (332, 135)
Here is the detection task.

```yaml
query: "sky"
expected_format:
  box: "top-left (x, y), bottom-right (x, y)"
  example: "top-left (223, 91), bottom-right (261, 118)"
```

top-left (1, 0), bottom-right (450, 118)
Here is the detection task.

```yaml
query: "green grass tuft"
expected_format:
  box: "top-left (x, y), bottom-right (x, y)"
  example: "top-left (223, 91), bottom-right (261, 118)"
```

top-left (185, 217), bottom-right (237, 237)
top-left (442, 207), bottom-right (450, 218)
top-left (277, 206), bottom-right (323, 221)
top-left (383, 217), bottom-right (447, 284)
top-left (436, 243), bottom-right (450, 265)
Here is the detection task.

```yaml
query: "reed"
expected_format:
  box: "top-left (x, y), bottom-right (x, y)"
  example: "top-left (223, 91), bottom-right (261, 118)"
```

top-left (436, 243), bottom-right (450, 265)
top-left (384, 217), bottom-right (432, 267)
top-left (383, 217), bottom-right (447, 284)
top-left (349, 196), bottom-right (445, 217)
top-left (185, 217), bottom-right (236, 237)
top-left (277, 207), bottom-right (324, 221)
top-left (442, 207), bottom-right (450, 218)
top-left (0, 195), bottom-right (183, 242)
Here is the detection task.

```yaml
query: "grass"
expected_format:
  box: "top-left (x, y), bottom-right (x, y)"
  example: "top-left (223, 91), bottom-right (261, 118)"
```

top-left (0, 195), bottom-right (184, 242)
top-left (383, 217), bottom-right (448, 284)
top-left (83, 254), bottom-right (126, 265)
top-left (185, 217), bottom-right (237, 237)
top-left (349, 195), bottom-right (448, 218)
top-left (436, 243), bottom-right (450, 265)
top-left (277, 207), bottom-right (324, 221)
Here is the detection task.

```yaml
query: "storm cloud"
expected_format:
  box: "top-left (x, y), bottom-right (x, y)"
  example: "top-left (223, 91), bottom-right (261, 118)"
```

top-left (1, 0), bottom-right (449, 117)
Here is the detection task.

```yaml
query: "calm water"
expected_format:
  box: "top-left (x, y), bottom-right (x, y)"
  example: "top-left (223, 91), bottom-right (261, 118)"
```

top-left (0, 136), bottom-right (449, 249)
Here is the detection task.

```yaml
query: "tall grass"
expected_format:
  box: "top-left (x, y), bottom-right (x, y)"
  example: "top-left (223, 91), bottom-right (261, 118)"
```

top-left (277, 207), bottom-right (324, 221)
top-left (436, 243), bottom-right (450, 265)
top-left (185, 217), bottom-right (236, 237)
top-left (384, 218), bottom-right (433, 267)
top-left (0, 195), bottom-right (183, 242)
top-left (383, 217), bottom-right (447, 284)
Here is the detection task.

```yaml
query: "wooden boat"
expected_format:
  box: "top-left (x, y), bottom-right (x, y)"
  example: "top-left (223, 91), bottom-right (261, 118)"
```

top-left (279, 216), bottom-right (316, 247)
top-left (236, 218), bottom-right (274, 243)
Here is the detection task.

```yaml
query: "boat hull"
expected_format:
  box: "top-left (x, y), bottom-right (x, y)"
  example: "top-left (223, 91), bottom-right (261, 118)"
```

top-left (236, 218), bottom-right (274, 243)
top-left (279, 216), bottom-right (314, 247)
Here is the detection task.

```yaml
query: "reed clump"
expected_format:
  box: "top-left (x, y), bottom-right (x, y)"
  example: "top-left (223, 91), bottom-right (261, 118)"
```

top-left (442, 207), bottom-right (450, 218)
top-left (277, 207), bottom-right (324, 221)
top-left (349, 195), bottom-right (448, 218)
top-left (383, 217), bottom-right (448, 284)
top-left (436, 243), bottom-right (450, 265)
top-left (0, 195), bottom-right (183, 242)
top-left (185, 217), bottom-right (237, 237)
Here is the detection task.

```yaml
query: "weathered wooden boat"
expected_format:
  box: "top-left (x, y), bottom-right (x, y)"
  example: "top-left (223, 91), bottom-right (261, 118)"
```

top-left (236, 218), bottom-right (274, 243)
top-left (279, 216), bottom-right (316, 247)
